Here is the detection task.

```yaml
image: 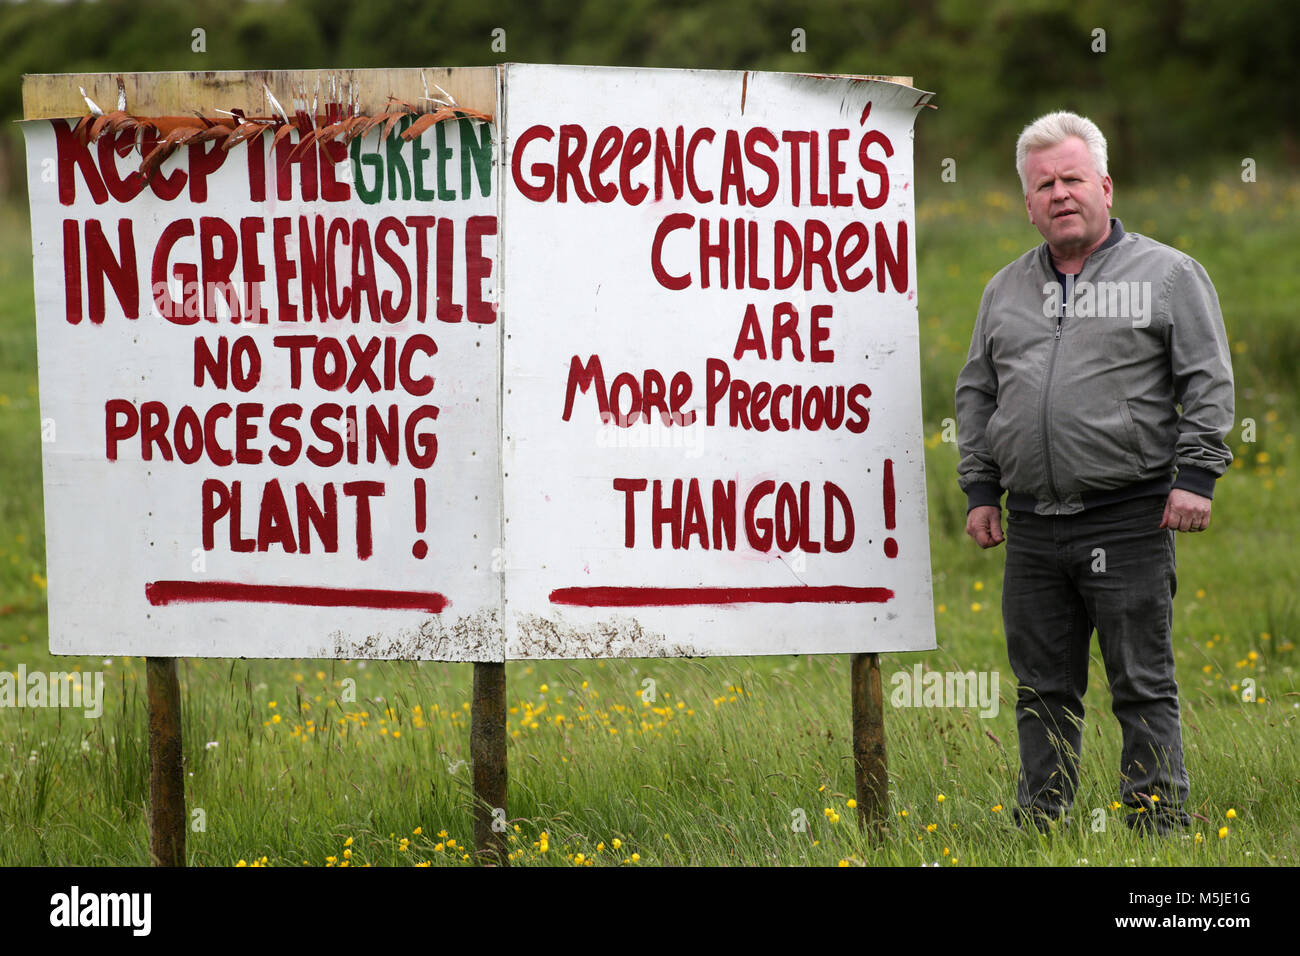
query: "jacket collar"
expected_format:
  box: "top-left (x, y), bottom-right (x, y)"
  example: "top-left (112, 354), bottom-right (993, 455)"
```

top-left (1040, 217), bottom-right (1126, 280)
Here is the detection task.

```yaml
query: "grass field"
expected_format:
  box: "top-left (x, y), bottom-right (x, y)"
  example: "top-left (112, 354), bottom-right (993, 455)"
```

top-left (0, 172), bottom-right (1297, 867)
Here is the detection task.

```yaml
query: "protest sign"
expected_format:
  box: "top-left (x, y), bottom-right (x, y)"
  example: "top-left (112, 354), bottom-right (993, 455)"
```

top-left (25, 65), bottom-right (934, 660)
top-left (24, 68), bottom-right (502, 659)
top-left (500, 65), bottom-right (936, 657)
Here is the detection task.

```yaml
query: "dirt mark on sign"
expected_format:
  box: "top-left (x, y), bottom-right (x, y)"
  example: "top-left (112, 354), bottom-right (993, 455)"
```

top-left (509, 613), bottom-right (700, 660)
top-left (330, 608), bottom-right (503, 661)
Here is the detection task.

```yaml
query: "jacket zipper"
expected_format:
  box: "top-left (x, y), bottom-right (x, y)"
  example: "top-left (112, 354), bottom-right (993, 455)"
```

top-left (1040, 273), bottom-right (1066, 503)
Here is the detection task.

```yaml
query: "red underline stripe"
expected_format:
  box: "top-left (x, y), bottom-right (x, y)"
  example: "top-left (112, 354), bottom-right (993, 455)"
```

top-left (145, 580), bottom-right (448, 613)
top-left (548, 586), bottom-right (894, 607)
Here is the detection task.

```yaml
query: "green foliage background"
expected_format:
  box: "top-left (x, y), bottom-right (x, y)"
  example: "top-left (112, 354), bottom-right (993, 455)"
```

top-left (0, 0), bottom-right (1297, 199)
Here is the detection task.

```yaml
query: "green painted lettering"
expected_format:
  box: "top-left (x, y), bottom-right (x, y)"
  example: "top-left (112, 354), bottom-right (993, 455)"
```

top-left (350, 136), bottom-right (383, 205)
top-left (435, 122), bottom-right (456, 202)
top-left (386, 116), bottom-right (413, 201)
top-left (461, 118), bottom-right (493, 199)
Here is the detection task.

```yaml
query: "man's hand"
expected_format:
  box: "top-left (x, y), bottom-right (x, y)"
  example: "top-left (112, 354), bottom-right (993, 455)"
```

top-left (966, 505), bottom-right (1005, 549)
top-left (1160, 489), bottom-right (1212, 532)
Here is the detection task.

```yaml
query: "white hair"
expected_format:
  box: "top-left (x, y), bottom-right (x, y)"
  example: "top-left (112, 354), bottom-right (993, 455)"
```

top-left (1015, 111), bottom-right (1108, 194)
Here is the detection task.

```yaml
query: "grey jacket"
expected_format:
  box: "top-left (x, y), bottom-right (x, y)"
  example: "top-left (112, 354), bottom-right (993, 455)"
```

top-left (955, 219), bottom-right (1234, 516)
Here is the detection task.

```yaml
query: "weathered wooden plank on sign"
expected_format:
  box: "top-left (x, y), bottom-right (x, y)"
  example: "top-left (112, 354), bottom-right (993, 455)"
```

top-left (22, 67), bottom-right (497, 120)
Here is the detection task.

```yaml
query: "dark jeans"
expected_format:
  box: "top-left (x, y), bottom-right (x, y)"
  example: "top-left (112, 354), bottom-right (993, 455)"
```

top-left (1002, 495), bottom-right (1189, 824)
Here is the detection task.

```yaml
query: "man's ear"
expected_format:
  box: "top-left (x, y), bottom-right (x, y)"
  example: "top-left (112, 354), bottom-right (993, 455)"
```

top-left (1102, 175), bottom-right (1113, 208)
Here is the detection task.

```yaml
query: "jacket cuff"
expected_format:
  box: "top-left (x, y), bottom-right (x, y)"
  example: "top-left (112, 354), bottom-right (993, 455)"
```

top-left (964, 482), bottom-right (1004, 512)
top-left (1173, 465), bottom-right (1218, 499)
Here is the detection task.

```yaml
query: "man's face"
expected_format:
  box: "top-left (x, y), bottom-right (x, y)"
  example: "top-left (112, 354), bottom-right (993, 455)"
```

top-left (1023, 136), bottom-right (1113, 256)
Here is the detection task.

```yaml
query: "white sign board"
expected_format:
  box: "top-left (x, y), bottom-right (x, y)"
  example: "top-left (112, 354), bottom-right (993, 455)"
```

top-left (26, 65), bottom-right (935, 660)
top-left (25, 108), bottom-right (503, 659)
top-left (500, 64), bottom-right (936, 657)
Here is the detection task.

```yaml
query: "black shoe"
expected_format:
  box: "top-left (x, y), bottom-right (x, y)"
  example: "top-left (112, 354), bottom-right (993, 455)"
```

top-left (1124, 808), bottom-right (1190, 836)
top-left (1124, 793), bottom-right (1190, 836)
top-left (1014, 806), bottom-right (1071, 833)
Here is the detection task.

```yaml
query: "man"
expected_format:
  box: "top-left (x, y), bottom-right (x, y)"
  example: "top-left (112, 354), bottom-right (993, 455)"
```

top-left (954, 111), bottom-right (1234, 834)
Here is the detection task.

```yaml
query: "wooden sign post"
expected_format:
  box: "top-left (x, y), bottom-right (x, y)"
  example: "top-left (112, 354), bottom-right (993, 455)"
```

top-left (851, 652), bottom-right (888, 831)
top-left (470, 662), bottom-right (508, 865)
top-left (145, 657), bottom-right (186, 866)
